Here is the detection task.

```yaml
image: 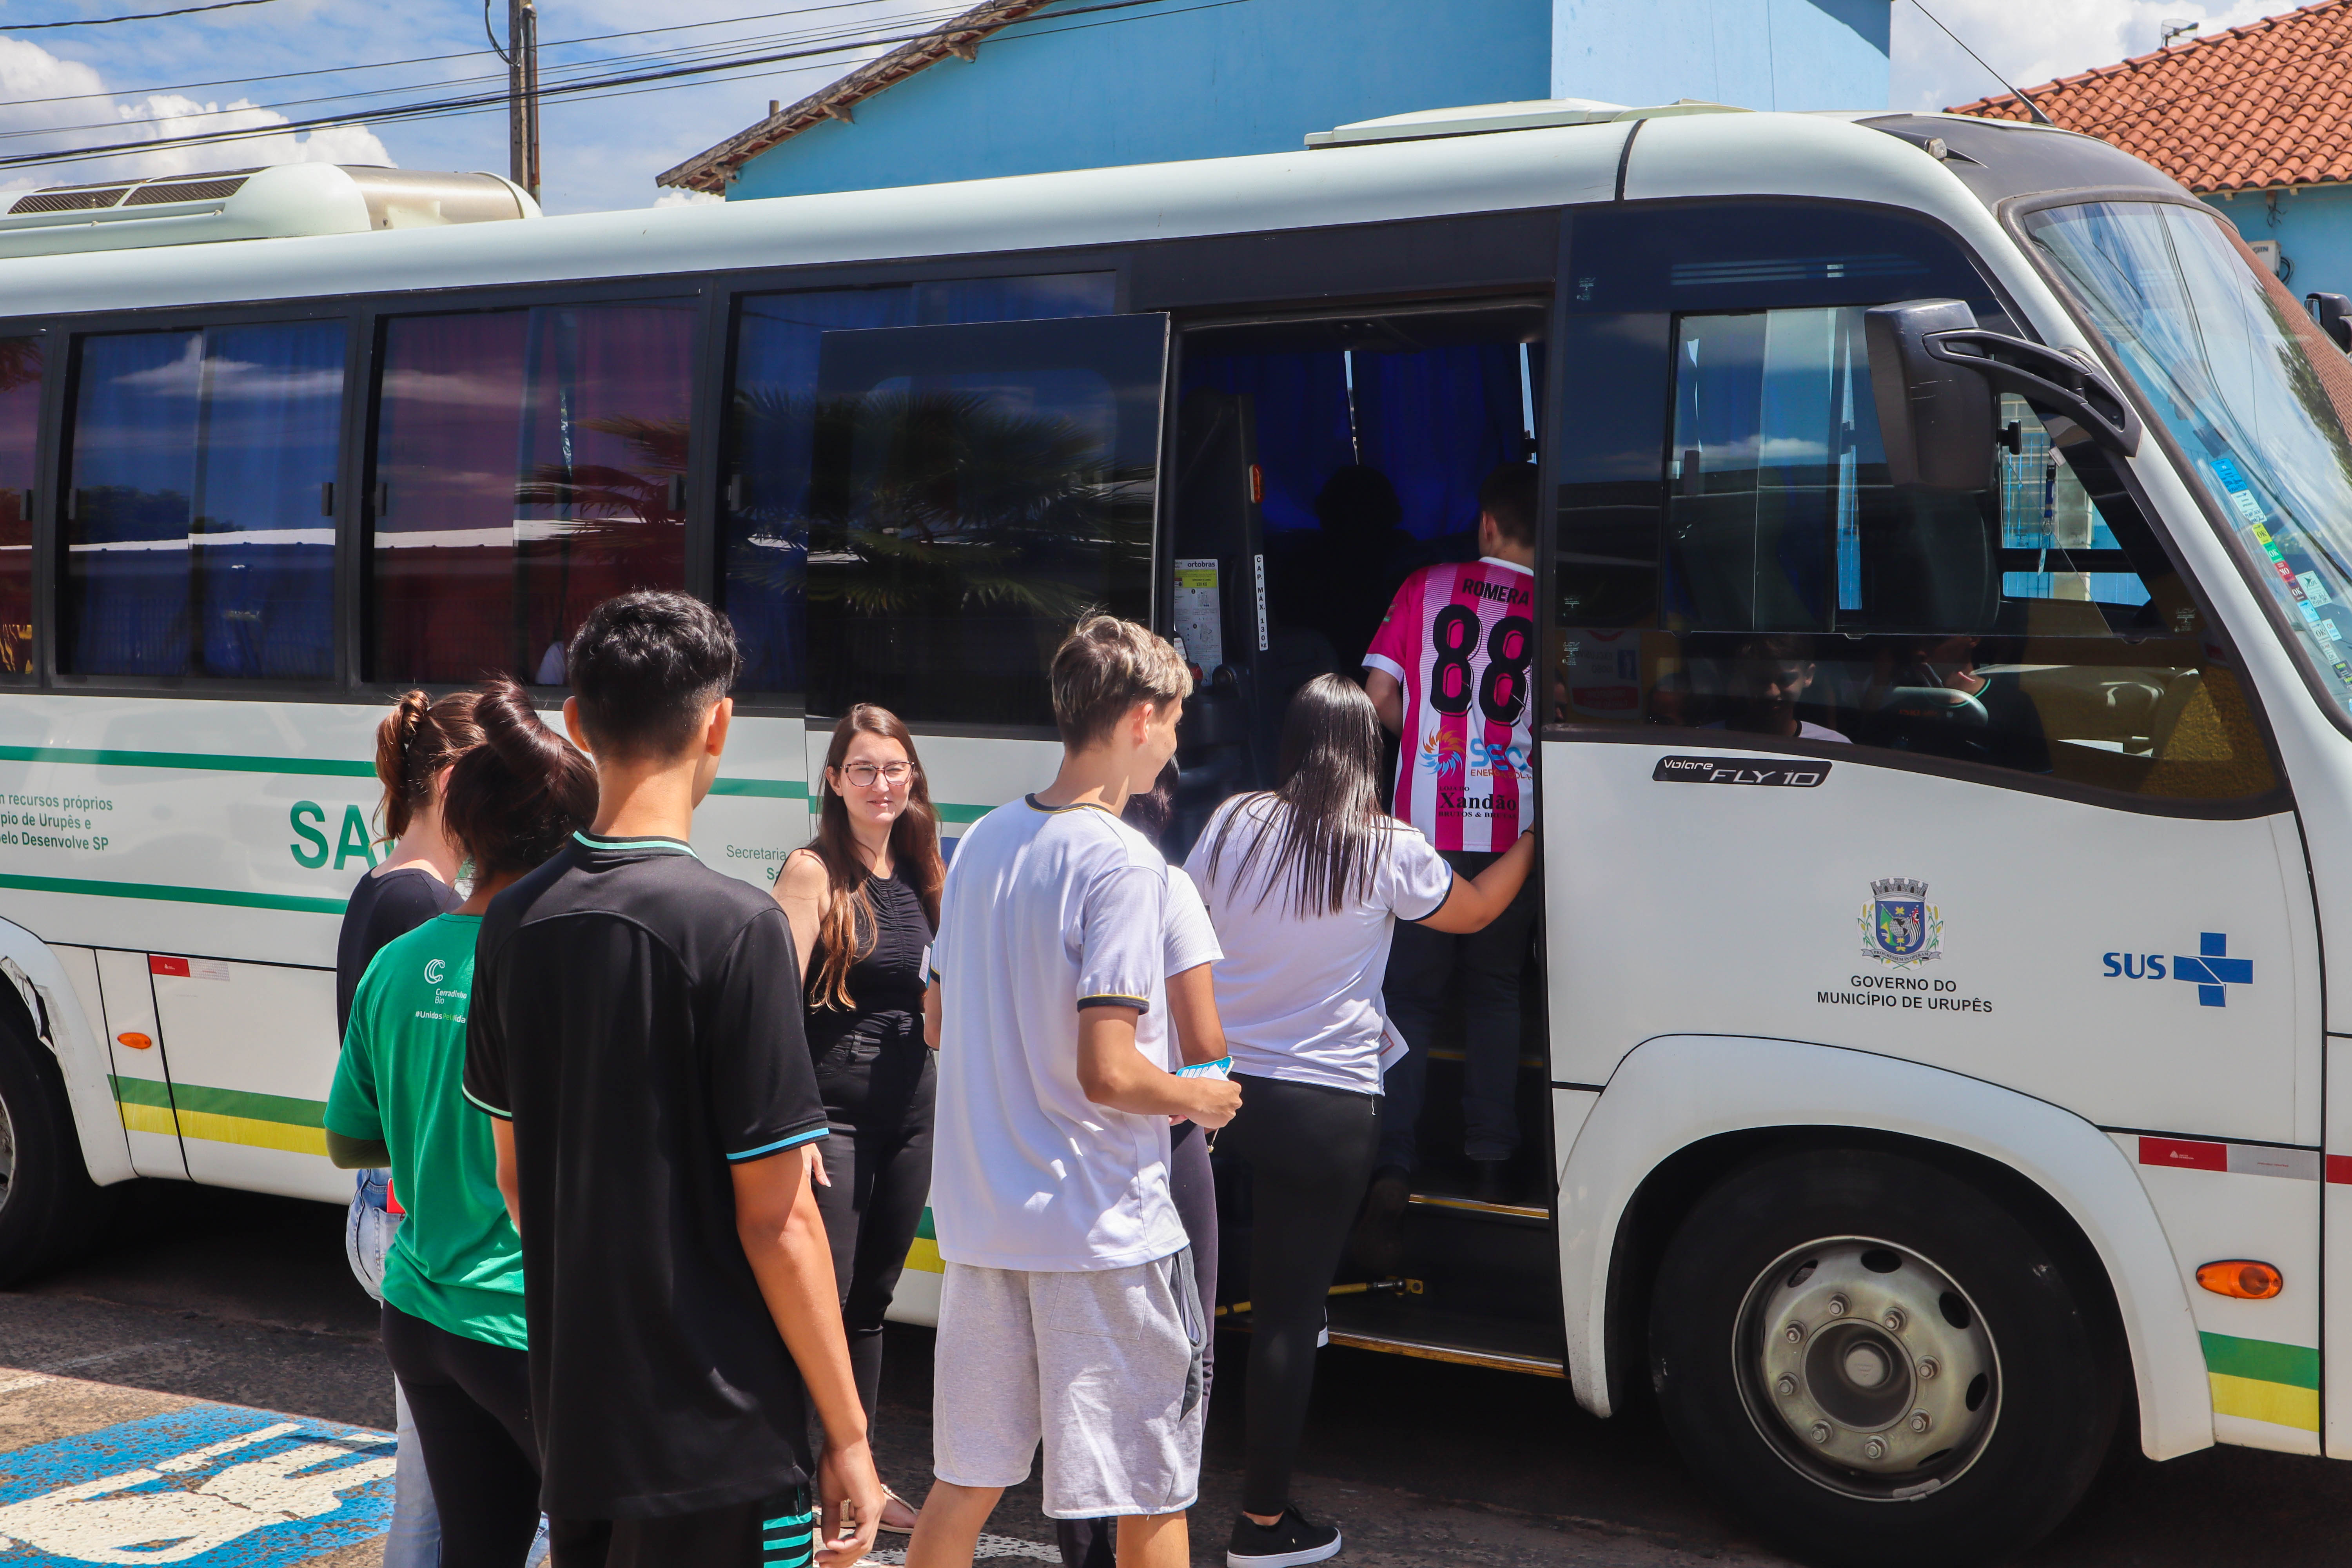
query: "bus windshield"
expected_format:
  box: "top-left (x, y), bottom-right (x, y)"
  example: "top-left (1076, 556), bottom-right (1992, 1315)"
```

top-left (2023, 198), bottom-right (2352, 720)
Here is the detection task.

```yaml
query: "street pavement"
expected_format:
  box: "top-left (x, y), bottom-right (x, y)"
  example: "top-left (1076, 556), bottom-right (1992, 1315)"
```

top-left (6, 1181), bottom-right (2352, 1566)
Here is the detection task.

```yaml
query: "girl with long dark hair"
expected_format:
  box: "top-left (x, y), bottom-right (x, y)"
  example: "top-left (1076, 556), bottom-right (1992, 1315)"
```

top-left (339, 687), bottom-right (484, 1568)
top-left (771, 703), bottom-right (946, 1536)
top-left (1185, 674), bottom-right (1534, 1568)
top-left (326, 679), bottom-right (597, 1568)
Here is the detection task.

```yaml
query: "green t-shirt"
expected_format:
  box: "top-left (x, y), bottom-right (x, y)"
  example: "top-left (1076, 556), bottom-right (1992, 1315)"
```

top-left (326, 913), bottom-right (526, 1350)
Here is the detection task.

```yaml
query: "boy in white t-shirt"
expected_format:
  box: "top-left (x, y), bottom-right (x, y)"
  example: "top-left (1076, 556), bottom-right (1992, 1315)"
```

top-left (911, 617), bottom-right (1243, 1568)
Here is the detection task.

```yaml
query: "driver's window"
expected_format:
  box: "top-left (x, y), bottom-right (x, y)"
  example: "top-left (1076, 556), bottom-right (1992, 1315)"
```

top-left (1553, 296), bottom-right (2278, 803)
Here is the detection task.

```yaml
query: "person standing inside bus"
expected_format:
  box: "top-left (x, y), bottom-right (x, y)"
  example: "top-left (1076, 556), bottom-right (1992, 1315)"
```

top-left (1361, 461), bottom-right (1544, 1208)
top-left (772, 704), bottom-right (945, 1540)
top-left (909, 616), bottom-right (1239, 1568)
top-left (339, 686), bottom-right (484, 1568)
top-left (466, 592), bottom-right (882, 1568)
top-left (1187, 675), bottom-right (1534, 1568)
top-left (327, 679), bottom-right (595, 1567)
top-left (1055, 763), bottom-right (1231, 1568)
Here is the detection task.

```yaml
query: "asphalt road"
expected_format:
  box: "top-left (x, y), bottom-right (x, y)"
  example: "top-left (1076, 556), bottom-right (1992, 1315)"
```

top-left (7, 1180), bottom-right (2352, 1566)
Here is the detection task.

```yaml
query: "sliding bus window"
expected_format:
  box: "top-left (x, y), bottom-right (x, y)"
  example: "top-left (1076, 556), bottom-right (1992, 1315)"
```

top-left (0, 338), bottom-right (36, 677)
top-left (721, 272), bottom-right (1118, 703)
top-left (1548, 202), bottom-right (2276, 802)
top-left (370, 299), bottom-right (695, 686)
top-left (61, 322), bottom-right (341, 680)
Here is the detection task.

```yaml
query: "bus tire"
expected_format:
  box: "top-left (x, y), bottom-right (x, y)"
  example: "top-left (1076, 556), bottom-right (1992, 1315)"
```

top-left (0, 1003), bottom-right (109, 1287)
top-left (1648, 1148), bottom-right (2116, 1568)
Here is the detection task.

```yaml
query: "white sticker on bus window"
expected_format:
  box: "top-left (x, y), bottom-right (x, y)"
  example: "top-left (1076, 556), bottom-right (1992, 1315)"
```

top-left (2301, 571), bottom-right (2333, 606)
top-left (1171, 559), bottom-right (1224, 673)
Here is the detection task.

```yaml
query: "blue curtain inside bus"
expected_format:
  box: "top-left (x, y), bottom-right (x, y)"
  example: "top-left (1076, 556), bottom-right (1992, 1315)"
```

top-left (64, 322), bottom-right (343, 678)
top-left (722, 272), bottom-right (1118, 696)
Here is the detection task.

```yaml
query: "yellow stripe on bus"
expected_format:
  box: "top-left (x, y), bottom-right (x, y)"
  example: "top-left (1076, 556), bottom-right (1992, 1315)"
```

top-left (905, 1236), bottom-right (944, 1275)
top-left (2209, 1370), bottom-right (2320, 1432)
top-left (116, 1100), bottom-right (328, 1157)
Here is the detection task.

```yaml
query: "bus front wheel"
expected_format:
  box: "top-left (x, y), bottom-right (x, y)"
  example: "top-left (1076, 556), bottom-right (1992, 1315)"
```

top-left (1648, 1149), bottom-right (2117, 1568)
top-left (0, 1004), bottom-right (109, 1286)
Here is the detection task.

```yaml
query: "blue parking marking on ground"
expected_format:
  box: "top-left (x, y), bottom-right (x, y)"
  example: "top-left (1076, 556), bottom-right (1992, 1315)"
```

top-left (0, 1404), bottom-right (393, 1566)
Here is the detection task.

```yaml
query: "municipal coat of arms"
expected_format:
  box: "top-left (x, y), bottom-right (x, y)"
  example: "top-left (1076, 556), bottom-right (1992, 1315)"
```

top-left (1860, 877), bottom-right (1942, 965)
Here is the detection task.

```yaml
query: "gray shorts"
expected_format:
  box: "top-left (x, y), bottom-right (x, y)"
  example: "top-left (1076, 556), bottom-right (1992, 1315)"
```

top-left (933, 1251), bottom-right (1205, 1518)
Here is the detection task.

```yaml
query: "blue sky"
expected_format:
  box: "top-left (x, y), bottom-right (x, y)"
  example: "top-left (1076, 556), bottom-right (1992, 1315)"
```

top-left (0, 0), bottom-right (2309, 215)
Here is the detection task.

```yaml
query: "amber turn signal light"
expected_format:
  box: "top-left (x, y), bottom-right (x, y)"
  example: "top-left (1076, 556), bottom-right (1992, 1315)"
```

top-left (2197, 1260), bottom-right (2283, 1299)
top-left (114, 1031), bottom-right (153, 1050)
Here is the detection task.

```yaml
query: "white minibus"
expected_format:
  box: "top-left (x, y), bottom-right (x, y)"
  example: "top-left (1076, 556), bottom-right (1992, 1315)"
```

top-left (0, 104), bottom-right (2343, 1566)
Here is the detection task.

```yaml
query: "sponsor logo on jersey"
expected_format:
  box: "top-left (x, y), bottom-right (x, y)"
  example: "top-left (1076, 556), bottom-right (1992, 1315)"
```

top-left (1417, 728), bottom-right (1466, 779)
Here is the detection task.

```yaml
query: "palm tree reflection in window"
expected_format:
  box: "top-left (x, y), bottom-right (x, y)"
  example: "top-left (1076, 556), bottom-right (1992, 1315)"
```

top-left (515, 414), bottom-right (687, 684)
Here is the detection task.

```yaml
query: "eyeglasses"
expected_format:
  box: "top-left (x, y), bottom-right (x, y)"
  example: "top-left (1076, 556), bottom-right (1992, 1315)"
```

top-left (839, 762), bottom-right (913, 788)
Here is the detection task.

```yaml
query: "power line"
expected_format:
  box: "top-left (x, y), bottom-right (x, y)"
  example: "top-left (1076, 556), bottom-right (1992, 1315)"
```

top-left (0, 12), bottom-right (969, 145)
top-left (2, 0), bottom-right (279, 27)
top-left (0, 0), bottom-right (1207, 172)
top-left (0, 0), bottom-right (965, 109)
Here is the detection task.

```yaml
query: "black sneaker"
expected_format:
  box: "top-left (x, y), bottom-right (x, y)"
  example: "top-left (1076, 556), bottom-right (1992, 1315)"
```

top-left (1227, 1504), bottom-right (1341, 1568)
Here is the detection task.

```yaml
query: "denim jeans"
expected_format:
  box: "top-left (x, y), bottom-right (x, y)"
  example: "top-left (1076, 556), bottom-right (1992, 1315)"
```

top-left (349, 1172), bottom-right (445, 1568)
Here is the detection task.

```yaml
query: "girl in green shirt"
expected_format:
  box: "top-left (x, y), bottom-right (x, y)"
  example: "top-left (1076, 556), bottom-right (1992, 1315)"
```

top-left (327, 679), bottom-right (595, 1568)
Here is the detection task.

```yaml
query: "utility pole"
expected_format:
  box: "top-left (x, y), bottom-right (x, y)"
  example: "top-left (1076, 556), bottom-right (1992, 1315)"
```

top-left (506, 0), bottom-right (541, 201)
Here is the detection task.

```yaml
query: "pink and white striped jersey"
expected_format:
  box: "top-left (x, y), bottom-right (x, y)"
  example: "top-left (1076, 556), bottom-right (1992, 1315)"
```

top-left (1363, 557), bottom-right (1536, 853)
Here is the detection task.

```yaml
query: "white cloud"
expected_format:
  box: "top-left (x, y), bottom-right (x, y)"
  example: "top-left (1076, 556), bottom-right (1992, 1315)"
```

top-left (650, 186), bottom-right (721, 208)
top-left (0, 33), bottom-right (389, 196)
top-left (1891, 0), bottom-right (2290, 113)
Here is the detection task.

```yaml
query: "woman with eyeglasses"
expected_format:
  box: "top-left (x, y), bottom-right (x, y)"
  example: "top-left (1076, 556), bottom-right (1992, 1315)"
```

top-left (772, 703), bottom-right (945, 1538)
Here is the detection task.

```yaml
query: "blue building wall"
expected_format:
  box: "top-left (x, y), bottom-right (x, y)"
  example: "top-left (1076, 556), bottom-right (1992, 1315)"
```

top-left (1553, 0), bottom-right (1889, 110)
top-left (2209, 186), bottom-right (2352, 303)
top-left (732, 0), bottom-right (1550, 201)
top-left (728, 0), bottom-right (1891, 200)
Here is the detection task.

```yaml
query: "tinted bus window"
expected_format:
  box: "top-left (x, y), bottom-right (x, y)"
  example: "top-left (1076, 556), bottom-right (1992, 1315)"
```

top-left (370, 299), bottom-right (694, 686)
top-left (0, 338), bottom-right (37, 676)
top-left (1551, 204), bottom-right (2276, 803)
top-left (62, 322), bottom-right (342, 679)
top-left (722, 273), bottom-right (1117, 701)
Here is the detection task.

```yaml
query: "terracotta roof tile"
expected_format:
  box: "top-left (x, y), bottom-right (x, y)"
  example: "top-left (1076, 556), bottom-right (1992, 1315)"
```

top-left (1949, 0), bottom-right (2352, 192)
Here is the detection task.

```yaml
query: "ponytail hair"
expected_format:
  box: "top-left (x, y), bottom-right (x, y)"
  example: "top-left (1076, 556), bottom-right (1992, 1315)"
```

top-left (441, 678), bottom-right (597, 880)
top-left (374, 689), bottom-right (485, 843)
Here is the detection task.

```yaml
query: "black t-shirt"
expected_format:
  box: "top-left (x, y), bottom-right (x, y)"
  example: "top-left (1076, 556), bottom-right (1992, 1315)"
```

top-left (336, 865), bottom-right (460, 1038)
top-left (462, 831), bottom-right (829, 1520)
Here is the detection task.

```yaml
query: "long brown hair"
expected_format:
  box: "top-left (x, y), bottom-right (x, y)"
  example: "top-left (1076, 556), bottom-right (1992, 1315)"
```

top-left (809, 704), bottom-right (944, 1011)
top-left (1201, 673), bottom-right (1392, 918)
top-left (373, 689), bottom-right (485, 843)
top-left (441, 679), bottom-right (597, 879)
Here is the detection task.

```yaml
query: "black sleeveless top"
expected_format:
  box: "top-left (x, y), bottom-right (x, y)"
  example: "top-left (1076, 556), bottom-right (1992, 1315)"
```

top-left (804, 865), bottom-right (934, 1059)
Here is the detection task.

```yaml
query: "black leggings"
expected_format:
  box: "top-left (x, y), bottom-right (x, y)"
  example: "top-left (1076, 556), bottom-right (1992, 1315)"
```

top-left (380, 1301), bottom-right (540, 1568)
top-left (811, 1034), bottom-right (935, 1422)
top-left (1055, 1118), bottom-right (1220, 1568)
top-left (1219, 1073), bottom-right (1381, 1516)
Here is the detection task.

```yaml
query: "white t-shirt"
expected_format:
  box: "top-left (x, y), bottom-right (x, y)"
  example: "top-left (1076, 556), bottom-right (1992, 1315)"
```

top-left (1183, 794), bottom-right (1455, 1095)
top-left (1137, 866), bottom-right (1224, 1069)
top-left (930, 795), bottom-right (1187, 1273)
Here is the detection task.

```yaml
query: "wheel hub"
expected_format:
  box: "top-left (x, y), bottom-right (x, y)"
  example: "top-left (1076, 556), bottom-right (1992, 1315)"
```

top-left (1736, 1238), bottom-right (2000, 1498)
top-left (0, 1078), bottom-right (15, 1216)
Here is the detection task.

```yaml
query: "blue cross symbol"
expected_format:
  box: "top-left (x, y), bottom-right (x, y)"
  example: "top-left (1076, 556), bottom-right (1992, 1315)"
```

top-left (2173, 933), bottom-right (2254, 1007)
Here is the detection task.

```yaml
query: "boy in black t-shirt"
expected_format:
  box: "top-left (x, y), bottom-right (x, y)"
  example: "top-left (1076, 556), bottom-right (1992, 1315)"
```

top-left (464, 592), bottom-right (883, 1568)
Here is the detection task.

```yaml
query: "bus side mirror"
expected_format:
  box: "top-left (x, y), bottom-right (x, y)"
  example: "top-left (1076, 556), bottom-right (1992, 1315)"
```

top-left (1866, 300), bottom-right (1996, 491)
top-left (1867, 299), bottom-right (2144, 489)
top-left (2307, 291), bottom-right (2352, 352)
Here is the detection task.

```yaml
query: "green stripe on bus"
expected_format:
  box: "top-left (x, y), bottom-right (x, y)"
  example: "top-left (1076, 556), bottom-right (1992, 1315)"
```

top-left (0, 872), bottom-right (347, 916)
top-left (108, 1075), bottom-right (174, 1111)
top-left (0, 744), bottom-right (376, 777)
top-left (2200, 1330), bottom-right (2319, 1390)
top-left (935, 803), bottom-right (991, 824)
top-left (707, 779), bottom-right (809, 800)
top-left (110, 1074), bottom-right (326, 1129)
